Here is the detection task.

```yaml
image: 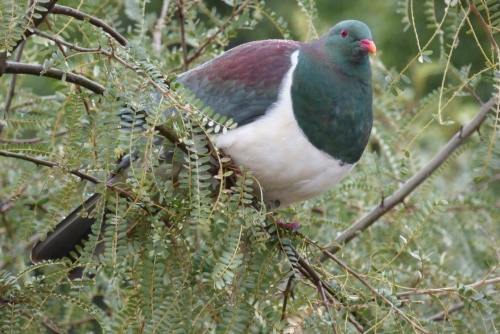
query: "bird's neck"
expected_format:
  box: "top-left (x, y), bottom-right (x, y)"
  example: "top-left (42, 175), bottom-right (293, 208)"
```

top-left (291, 45), bottom-right (373, 164)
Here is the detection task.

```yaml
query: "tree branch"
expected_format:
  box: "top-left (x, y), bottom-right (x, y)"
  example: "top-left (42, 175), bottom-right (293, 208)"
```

top-left (0, 0), bottom-right (59, 76)
top-left (427, 302), bottom-right (464, 322)
top-left (4, 62), bottom-right (105, 95)
top-left (50, 5), bottom-right (128, 46)
top-left (323, 99), bottom-right (497, 255)
top-left (0, 131), bottom-right (67, 144)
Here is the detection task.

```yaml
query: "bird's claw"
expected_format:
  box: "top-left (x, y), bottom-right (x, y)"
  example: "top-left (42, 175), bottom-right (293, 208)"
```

top-left (276, 220), bottom-right (301, 232)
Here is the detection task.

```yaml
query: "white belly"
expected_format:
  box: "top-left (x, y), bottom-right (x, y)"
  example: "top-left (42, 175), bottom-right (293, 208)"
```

top-left (215, 51), bottom-right (354, 207)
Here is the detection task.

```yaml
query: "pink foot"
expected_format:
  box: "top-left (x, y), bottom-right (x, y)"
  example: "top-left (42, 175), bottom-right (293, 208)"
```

top-left (276, 220), bottom-right (301, 232)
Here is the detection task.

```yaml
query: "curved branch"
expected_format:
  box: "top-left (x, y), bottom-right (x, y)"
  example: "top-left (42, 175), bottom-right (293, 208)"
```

top-left (4, 62), bottom-right (105, 95)
top-left (323, 99), bottom-right (497, 255)
top-left (50, 5), bottom-right (128, 46)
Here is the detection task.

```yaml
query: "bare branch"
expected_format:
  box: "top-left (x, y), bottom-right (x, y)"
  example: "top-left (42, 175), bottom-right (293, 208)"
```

top-left (323, 99), bottom-right (497, 255)
top-left (50, 5), bottom-right (128, 46)
top-left (4, 62), bottom-right (105, 95)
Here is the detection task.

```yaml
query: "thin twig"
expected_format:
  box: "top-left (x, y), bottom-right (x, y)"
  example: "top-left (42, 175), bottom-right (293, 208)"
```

top-left (0, 131), bottom-right (68, 144)
top-left (21, 310), bottom-right (63, 334)
top-left (3, 41), bottom-right (25, 117)
top-left (478, 226), bottom-right (500, 262)
top-left (322, 250), bottom-right (430, 334)
top-left (427, 302), bottom-right (464, 322)
top-left (0, 149), bottom-right (134, 200)
top-left (184, 0), bottom-right (251, 67)
top-left (4, 62), bottom-right (105, 94)
top-left (468, 0), bottom-right (499, 51)
top-left (396, 276), bottom-right (500, 297)
top-left (57, 316), bottom-right (96, 327)
top-left (32, 29), bottom-right (143, 73)
top-left (38, 24), bottom-right (93, 117)
top-left (323, 99), bottom-right (497, 256)
top-left (176, 0), bottom-right (189, 71)
top-left (50, 5), bottom-right (128, 46)
top-left (0, 149), bottom-right (179, 218)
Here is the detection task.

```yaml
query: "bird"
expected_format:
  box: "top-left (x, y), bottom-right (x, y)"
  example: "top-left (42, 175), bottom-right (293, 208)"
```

top-left (31, 20), bottom-right (376, 274)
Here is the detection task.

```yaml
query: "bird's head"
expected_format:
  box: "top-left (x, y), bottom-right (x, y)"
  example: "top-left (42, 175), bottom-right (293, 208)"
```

top-left (323, 20), bottom-right (376, 65)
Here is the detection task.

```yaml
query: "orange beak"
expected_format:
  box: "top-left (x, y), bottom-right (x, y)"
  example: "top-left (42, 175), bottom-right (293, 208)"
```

top-left (360, 39), bottom-right (377, 54)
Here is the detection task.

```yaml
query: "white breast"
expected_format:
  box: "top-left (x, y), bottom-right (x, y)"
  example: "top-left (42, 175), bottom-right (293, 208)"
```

top-left (215, 50), bottom-right (354, 207)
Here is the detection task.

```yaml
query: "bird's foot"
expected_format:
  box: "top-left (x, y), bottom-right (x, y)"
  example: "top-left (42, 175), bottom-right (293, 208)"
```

top-left (276, 220), bottom-right (301, 232)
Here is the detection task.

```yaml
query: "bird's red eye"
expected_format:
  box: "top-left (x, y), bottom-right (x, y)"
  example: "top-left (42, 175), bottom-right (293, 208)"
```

top-left (340, 29), bottom-right (348, 38)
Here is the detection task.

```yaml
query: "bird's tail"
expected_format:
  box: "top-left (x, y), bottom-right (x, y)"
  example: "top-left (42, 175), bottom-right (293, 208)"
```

top-left (30, 193), bottom-right (104, 272)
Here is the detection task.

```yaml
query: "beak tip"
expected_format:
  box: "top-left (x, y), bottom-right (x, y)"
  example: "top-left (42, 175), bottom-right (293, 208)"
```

top-left (360, 39), bottom-right (377, 55)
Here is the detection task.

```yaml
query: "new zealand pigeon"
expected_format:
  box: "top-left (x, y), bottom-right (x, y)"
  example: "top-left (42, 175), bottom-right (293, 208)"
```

top-left (31, 20), bottom-right (376, 270)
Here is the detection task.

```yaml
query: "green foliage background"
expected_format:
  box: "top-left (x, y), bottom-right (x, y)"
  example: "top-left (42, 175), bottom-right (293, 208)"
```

top-left (0, 0), bottom-right (499, 333)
